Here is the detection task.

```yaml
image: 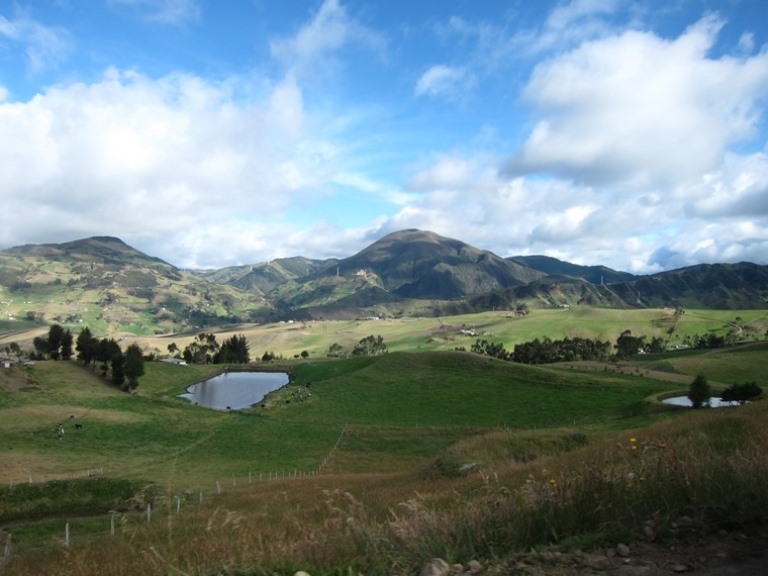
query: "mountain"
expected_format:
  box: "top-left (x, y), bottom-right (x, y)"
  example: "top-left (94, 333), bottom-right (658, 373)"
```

top-left (318, 229), bottom-right (545, 298)
top-left (1, 232), bottom-right (766, 337)
top-left (0, 236), bottom-right (273, 336)
top-left (508, 255), bottom-right (636, 284)
top-left (460, 262), bottom-right (768, 311)
top-left (194, 256), bottom-right (333, 296)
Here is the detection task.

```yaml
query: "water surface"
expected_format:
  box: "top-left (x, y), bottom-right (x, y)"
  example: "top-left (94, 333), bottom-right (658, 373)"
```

top-left (179, 371), bottom-right (288, 410)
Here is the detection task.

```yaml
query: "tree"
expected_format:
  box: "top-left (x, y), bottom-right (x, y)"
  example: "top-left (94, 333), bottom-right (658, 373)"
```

top-left (111, 349), bottom-right (126, 389)
top-left (33, 335), bottom-right (48, 359)
top-left (352, 335), bottom-right (387, 356)
top-left (46, 324), bottom-right (66, 360)
top-left (615, 330), bottom-right (645, 359)
top-left (60, 329), bottom-right (74, 360)
top-left (327, 342), bottom-right (344, 358)
top-left (124, 343), bottom-right (145, 390)
top-left (721, 382), bottom-right (763, 405)
top-left (76, 327), bottom-right (97, 365)
top-left (183, 333), bottom-right (219, 364)
top-left (95, 338), bottom-right (121, 376)
top-left (687, 374), bottom-right (711, 409)
top-left (215, 334), bottom-right (250, 364)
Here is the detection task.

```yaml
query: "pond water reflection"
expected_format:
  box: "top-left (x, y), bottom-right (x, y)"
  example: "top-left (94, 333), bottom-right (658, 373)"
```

top-left (179, 371), bottom-right (289, 410)
top-left (662, 395), bottom-right (738, 408)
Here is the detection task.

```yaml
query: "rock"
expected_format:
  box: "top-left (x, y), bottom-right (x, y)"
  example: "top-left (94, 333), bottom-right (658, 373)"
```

top-left (617, 543), bottom-right (631, 557)
top-left (643, 524), bottom-right (657, 542)
top-left (670, 562), bottom-right (691, 573)
top-left (450, 563), bottom-right (464, 574)
top-left (467, 559), bottom-right (483, 573)
top-left (422, 558), bottom-right (451, 576)
top-left (294, 572), bottom-right (312, 576)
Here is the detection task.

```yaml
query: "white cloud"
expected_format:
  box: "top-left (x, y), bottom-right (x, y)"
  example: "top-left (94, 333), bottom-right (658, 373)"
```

top-left (270, 0), bottom-right (384, 75)
top-left (508, 14), bottom-right (768, 189)
top-left (414, 65), bottom-right (473, 101)
top-left (0, 12), bottom-right (71, 73)
top-left (0, 68), bottom-right (349, 268)
top-left (109, 0), bottom-right (201, 25)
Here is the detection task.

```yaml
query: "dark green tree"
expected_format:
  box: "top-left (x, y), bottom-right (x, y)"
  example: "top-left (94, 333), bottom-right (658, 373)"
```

top-left (95, 338), bottom-right (121, 376)
top-left (615, 330), bottom-right (645, 359)
top-left (33, 335), bottom-right (48, 358)
top-left (60, 329), bottom-right (74, 360)
top-left (124, 343), bottom-right (145, 390)
top-left (46, 324), bottom-right (65, 360)
top-left (215, 334), bottom-right (250, 364)
top-left (183, 333), bottom-right (219, 364)
top-left (76, 327), bottom-right (97, 365)
top-left (687, 373), bottom-right (711, 409)
top-left (352, 335), bottom-right (387, 356)
top-left (111, 349), bottom-right (126, 389)
top-left (721, 382), bottom-right (762, 405)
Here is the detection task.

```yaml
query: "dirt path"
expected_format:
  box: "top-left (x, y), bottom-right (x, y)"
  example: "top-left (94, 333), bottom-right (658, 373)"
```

top-left (491, 519), bottom-right (768, 576)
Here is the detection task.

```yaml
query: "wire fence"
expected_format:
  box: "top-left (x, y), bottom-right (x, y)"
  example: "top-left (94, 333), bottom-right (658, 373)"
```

top-left (1, 423), bottom-right (351, 565)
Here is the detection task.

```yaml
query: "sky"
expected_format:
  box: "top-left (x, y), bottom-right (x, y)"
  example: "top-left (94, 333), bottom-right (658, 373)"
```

top-left (1, 0), bottom-right (767, 273)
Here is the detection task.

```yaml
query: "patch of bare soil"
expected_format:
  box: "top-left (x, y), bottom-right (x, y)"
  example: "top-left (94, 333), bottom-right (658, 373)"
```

top-left (490, 518), bottom-right (768, 576)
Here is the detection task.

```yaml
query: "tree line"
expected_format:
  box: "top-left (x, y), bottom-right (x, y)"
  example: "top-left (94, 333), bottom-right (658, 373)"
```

top-left (28, 324), bottom-right (145, 391)
top-left (468, 335), bottom-right (613, 364)
top-left (167, 333), bottom-right (250, 364)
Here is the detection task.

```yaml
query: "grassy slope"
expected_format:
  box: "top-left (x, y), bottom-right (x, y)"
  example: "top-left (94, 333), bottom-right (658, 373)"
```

top-left (2, 352), bottom-right (766, 575)
top-left (116, 307), bottom-right (768, 361)
top-left (2, 313), bottom-right (766, 575)
top-left (1, 352), bottom-right (680, 487)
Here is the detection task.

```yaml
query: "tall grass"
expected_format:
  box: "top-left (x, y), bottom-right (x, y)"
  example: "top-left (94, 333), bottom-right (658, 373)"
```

top-left (6, 401), bottom-right (767, 576)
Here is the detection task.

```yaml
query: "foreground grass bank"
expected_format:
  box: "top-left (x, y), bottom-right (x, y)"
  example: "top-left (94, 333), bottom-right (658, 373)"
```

top-left (5, 399), bottom-right (766, 575)
top-left (1, 345), bottom-right (765, 574)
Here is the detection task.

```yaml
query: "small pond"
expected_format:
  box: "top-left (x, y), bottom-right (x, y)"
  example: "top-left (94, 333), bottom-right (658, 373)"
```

top-left (179, 371), bottom-right (289, 410)
top-left (662, 396), bottom-right (739, 408)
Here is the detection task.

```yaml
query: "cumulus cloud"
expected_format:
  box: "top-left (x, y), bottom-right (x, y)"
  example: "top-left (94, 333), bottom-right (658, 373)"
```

top-left (507, 14), bottom-right (768, 188)
top-left (0, 68), bottom-right (347, 268)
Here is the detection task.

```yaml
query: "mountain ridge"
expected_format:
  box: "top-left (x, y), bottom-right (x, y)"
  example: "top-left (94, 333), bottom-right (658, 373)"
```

top-left (1, 231), bottom-right (766, 336)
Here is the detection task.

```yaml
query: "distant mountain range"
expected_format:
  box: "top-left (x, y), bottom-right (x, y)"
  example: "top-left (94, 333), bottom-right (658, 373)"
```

top-left (1, 230), bottom-right (766, 336)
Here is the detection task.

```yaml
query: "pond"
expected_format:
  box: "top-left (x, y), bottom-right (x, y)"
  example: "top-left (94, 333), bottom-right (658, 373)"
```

top-left (179, 371), bottom-right (289, 410)
top-left (662, 395), bottom-right (739, 408)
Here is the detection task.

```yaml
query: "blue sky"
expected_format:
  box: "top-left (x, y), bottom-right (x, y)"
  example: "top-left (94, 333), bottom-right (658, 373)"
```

top-left (1, 0), bottom-right (767, 272)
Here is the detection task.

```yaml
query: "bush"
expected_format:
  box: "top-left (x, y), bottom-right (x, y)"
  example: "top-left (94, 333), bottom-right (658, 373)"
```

top-left (687, 373), bottom-right (711, 409)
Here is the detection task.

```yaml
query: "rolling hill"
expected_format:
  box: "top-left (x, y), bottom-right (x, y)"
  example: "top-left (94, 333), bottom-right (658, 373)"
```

top-left (1, 230), bottom-right (766, 338)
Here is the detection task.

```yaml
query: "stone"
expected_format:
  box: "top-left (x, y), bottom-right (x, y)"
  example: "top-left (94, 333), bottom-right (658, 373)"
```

top-left (616, 543), bottom-right (631, 557)
top-left (467, 559), bottom-right (483, 573)
top-left (294, 572), bottom-right (312, 576)
top-left (670, 562), bottom-right (691, 573)
top-left (643, 524), bottom-right (657, 542)
top-left (422, 558), bottom-right (451, 576)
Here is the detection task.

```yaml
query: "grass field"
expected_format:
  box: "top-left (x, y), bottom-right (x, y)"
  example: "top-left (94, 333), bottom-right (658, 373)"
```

top-left (104, 307), bottom-right (768, 361)
top-left (1, 310), bottom-right (766, 575)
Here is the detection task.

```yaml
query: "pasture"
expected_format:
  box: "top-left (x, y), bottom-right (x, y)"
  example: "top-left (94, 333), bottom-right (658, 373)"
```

top-left (1, 309), bottom-right (767, 575)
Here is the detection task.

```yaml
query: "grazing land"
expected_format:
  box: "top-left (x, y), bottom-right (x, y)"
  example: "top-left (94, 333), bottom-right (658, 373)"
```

top-left (1, 310), bottom-right (767, 575)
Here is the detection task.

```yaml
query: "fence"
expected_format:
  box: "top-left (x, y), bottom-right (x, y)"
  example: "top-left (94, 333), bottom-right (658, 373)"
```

top-left (1, 424), bottom-right (350, 564)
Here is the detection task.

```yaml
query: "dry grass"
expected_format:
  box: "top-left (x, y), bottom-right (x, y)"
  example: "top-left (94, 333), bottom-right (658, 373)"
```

top-left (5, 401), bottom-right (767, 576)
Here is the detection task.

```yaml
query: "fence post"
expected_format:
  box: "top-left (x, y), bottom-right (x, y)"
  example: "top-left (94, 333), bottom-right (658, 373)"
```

top-left (111, 514), bottom-right (116, 536)
top-left (65, 523), bottom-right (70, 547)
top-left (216, 481), bottom-right (221, 494)
top-left (199, 491), bottom-right (203, 504)
top-left (147, 503), bottom-right (152, 524)
top-left (176, 496), bottom-right (181, 514)
top-left (3, 533), bottom-right (11, 562)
